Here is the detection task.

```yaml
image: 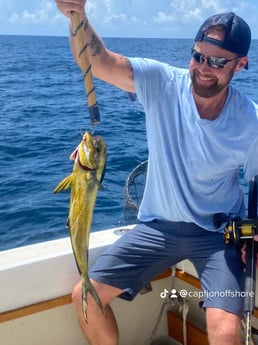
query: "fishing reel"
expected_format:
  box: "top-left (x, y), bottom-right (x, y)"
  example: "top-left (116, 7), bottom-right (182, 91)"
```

top-left (214, 176), bottom-right (258, 246)
top-left (223, 216), bottom-right (258, 246)
top-left (213, 213), bottom-right (258, 246)
top-left (215, 176), bottom-right (258, 345)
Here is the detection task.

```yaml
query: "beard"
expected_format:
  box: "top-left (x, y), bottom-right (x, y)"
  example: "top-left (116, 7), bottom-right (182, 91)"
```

top-left (190, 69), bottom-right (234, 98)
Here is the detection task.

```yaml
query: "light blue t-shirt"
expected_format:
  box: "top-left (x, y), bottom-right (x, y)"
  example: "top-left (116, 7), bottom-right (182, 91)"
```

top-left (130, 57), bottom-right (258, 231)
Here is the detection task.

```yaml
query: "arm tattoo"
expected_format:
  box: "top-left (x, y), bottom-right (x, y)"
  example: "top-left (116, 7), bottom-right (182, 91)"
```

top-left (123, 56), bottom-right (134, 80)
top-left (89, 33), bottom-right (103, 57)
top-left (81, 19), bottom-right (103, 57)
top-left (83, 19), bottom-right (89, 31)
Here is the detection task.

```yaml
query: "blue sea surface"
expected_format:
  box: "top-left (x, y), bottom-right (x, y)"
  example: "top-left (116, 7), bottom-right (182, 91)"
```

top-left (1, 35), bottom-right (258, 251)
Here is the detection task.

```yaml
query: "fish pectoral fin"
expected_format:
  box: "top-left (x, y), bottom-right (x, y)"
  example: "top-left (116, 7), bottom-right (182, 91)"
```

top-left (92, 175), bottom-right (105, 190)
top-left (98, 183), bottom-right (105, 191)
top-left (53, 174), bottom-right (73, 193)
top-left (66, 216), bottom-right (70, 231)
top-left (100, 161), bottom-right (106, 184)
top-left (96, 180), bottom-right (105, 191)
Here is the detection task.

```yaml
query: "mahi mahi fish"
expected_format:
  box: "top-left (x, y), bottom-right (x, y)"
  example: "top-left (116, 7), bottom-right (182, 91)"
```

top-left (54, 131), bottom-right (106, 320)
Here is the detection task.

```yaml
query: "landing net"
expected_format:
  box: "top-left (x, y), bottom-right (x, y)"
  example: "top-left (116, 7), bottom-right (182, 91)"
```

top-left (124, 160), bottom-right (148, 225)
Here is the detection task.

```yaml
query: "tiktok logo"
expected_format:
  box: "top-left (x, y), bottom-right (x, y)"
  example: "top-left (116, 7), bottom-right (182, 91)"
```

top-left (160, 288), bottom-right (169, 299)
top-left (160, 288), bottom-right (178, 299)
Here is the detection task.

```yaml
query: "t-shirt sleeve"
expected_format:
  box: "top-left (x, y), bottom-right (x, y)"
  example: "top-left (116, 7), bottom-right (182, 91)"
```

top-left (129, 57), bottom-right (173, 111)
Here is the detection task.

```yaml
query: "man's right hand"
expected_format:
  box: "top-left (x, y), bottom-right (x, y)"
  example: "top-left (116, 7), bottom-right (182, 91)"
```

top-left (241, 236), bottom-right (258, 266)
top-left (55, 0), bottom-right (86, 19)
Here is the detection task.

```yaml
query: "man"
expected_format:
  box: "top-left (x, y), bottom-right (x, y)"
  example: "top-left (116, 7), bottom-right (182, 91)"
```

top-left (54, 1), bottom-right (258, 344)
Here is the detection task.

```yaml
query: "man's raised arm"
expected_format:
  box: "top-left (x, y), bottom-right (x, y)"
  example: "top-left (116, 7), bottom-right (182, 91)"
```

top-left (55, 0), bottom-right (135, 93)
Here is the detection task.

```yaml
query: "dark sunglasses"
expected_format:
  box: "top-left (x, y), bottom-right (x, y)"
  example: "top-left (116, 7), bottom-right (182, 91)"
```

top-left (191, 48), bottom-right (240, 69)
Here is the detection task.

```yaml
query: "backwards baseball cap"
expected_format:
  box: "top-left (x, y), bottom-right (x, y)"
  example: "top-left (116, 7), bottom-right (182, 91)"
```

top-left (195, 12), bottom-right (251, 69)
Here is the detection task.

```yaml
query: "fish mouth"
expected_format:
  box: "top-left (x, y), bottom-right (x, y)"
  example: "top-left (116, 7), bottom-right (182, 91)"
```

top-left (71, 134), bottom-right (103, 171)
top-left (93, 136), bottom-right (102, 147)
top-left (77, 135), bottom-right (103, 171)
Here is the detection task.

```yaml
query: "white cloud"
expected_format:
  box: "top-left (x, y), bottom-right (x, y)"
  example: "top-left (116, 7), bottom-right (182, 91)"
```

top-left (9, 2), bottom-right (60, 25)
top-left (85, 0), bottom-right (258, 37)
top-left (149, 0), bottom-right (258, 37)
top-left (0, 1), bottom-right (67, 35)
top-left (155, 12), bottom-right (173, 23)
top-left (0, 0), bottom-right (258, 38)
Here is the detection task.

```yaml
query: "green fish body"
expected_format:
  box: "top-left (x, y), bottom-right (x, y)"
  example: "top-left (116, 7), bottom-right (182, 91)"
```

top-left (54, 132), bottom-right (106, 320)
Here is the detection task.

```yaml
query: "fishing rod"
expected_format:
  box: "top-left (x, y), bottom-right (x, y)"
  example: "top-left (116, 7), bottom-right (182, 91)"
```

top-left (215, 176), bottom-right (258, 345)
top-left (224, 217), bottom-right (257, 345)
top-left (70, 11), bottom-right (101, 127)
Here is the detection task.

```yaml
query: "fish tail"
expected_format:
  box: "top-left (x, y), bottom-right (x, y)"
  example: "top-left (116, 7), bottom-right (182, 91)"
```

top-left (81, 278), bottom-right (105, 322)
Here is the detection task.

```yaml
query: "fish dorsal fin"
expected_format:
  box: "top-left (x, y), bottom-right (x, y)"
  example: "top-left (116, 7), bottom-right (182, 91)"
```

top-left (53, 174), bottom-right (73, 193)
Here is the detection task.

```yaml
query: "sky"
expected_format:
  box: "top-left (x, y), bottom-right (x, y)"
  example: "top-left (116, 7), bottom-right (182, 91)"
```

top-left (0, 0), bottom-right (258, 39)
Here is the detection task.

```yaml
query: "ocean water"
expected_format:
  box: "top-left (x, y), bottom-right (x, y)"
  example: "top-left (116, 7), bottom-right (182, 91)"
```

top-left (1, 35), bottom-right (258, 251)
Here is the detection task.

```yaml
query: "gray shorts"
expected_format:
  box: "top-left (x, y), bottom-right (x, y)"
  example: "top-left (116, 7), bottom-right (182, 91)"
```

top-left (90, 220), bottom-right (245, 315)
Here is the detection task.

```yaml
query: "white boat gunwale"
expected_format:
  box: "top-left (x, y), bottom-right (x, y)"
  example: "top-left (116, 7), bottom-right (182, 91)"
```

top-left (2, 225), bottom-right (258, 345)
